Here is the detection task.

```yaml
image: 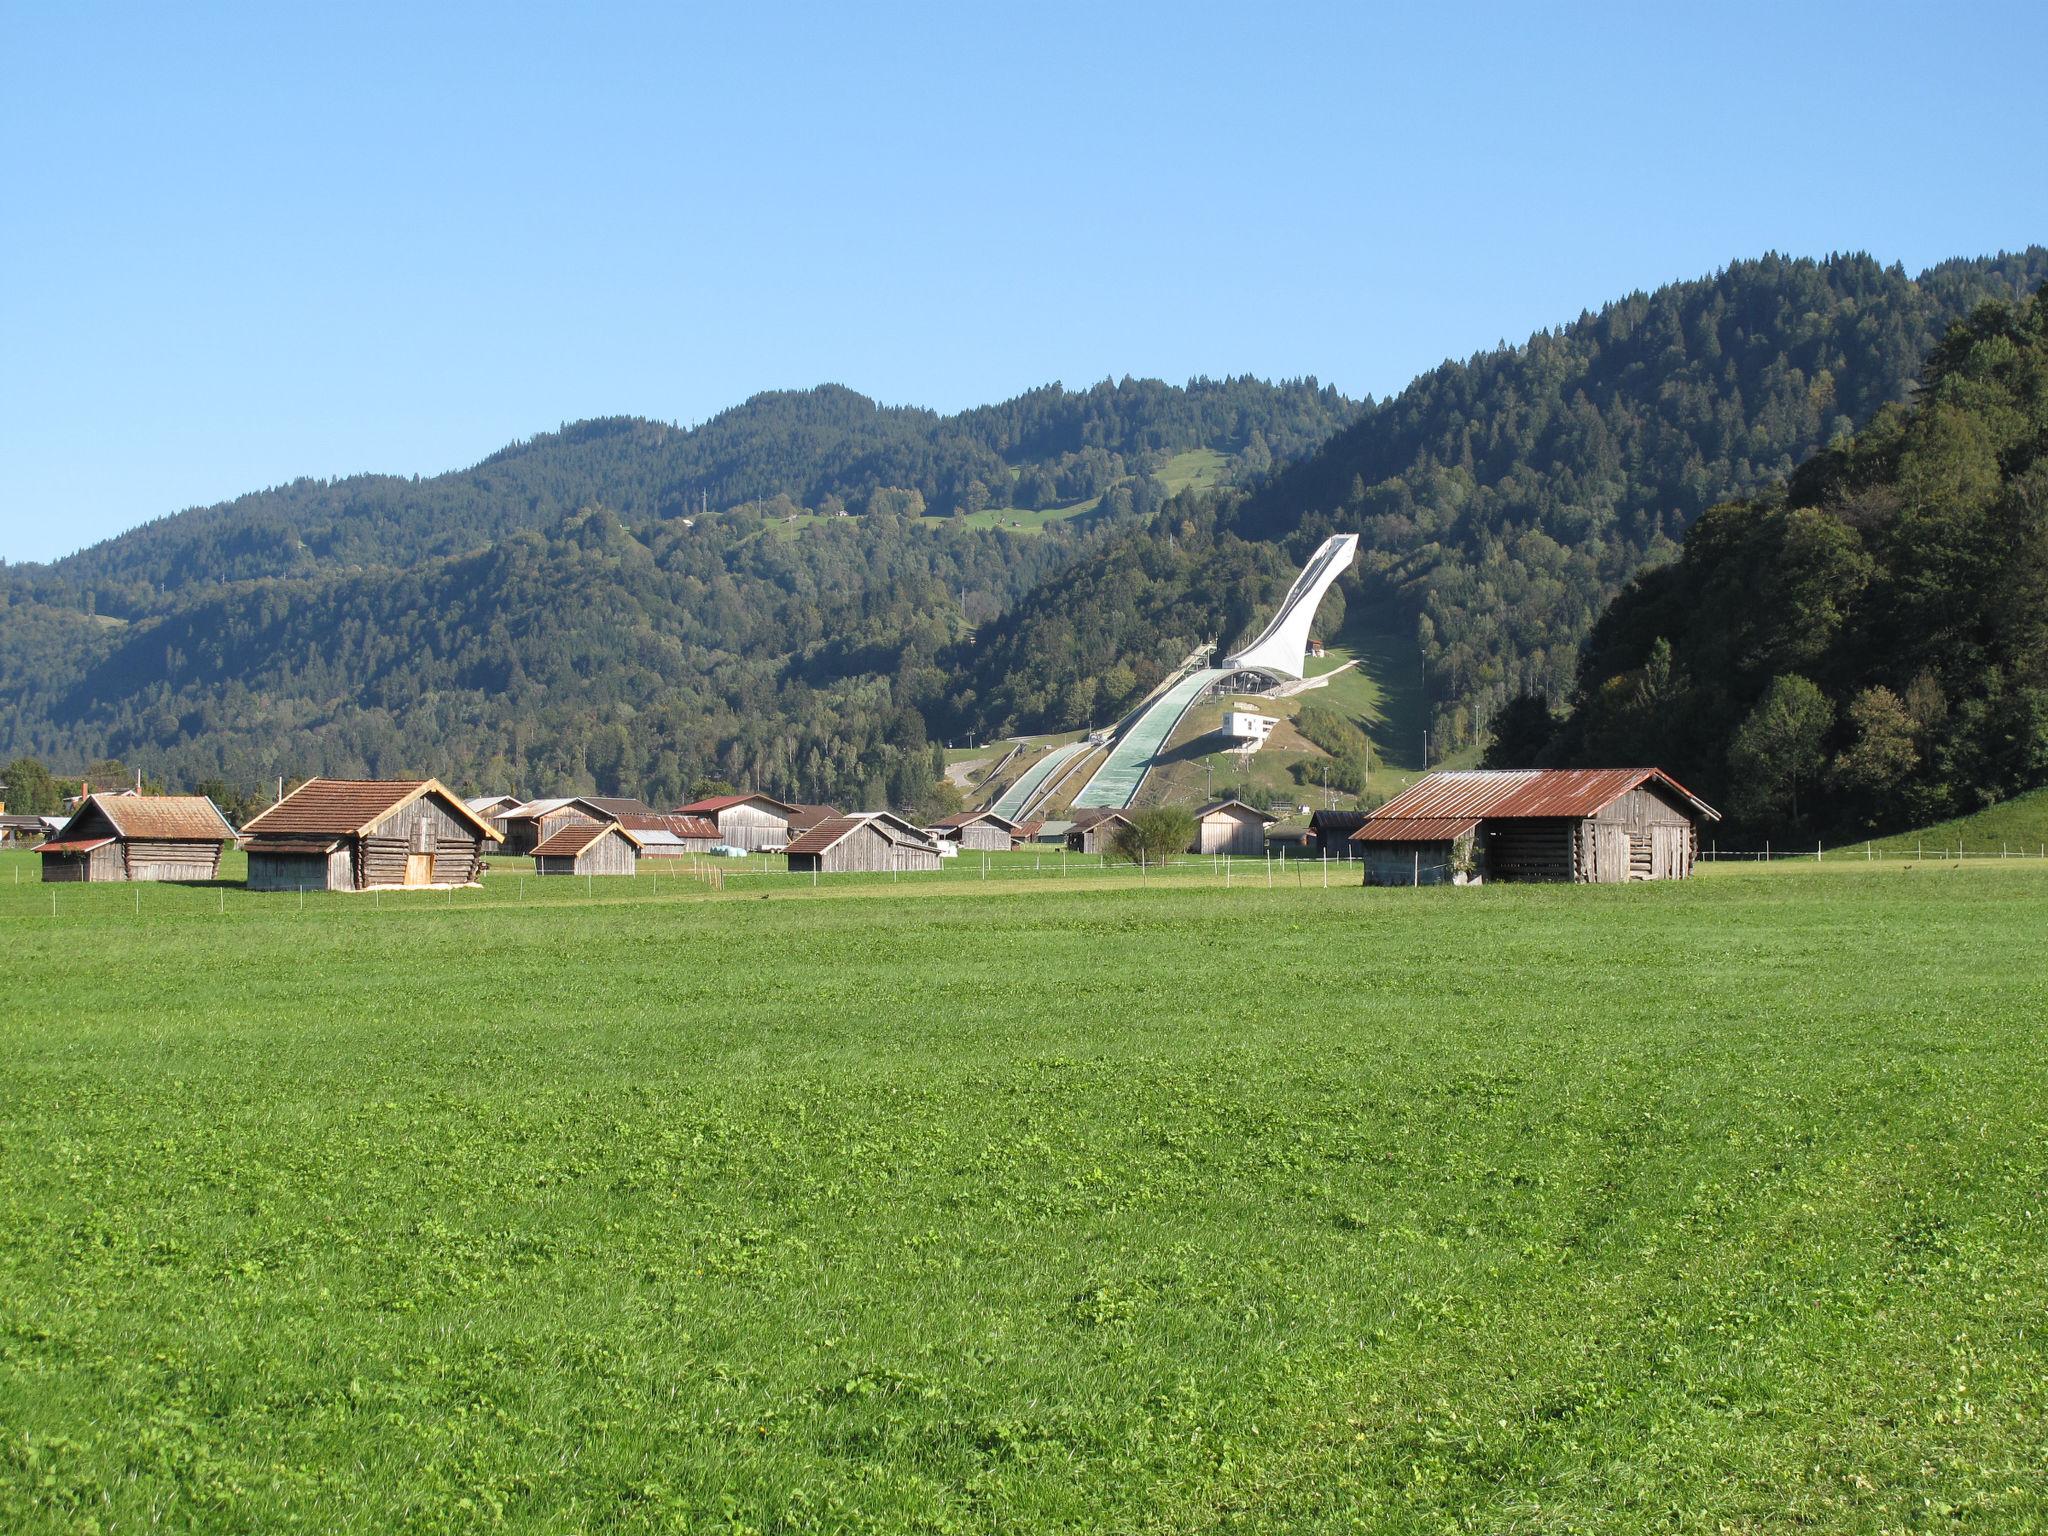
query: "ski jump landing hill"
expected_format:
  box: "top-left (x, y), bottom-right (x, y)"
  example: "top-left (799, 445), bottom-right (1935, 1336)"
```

top-left (1065, 533), bottom-right (1358, 811)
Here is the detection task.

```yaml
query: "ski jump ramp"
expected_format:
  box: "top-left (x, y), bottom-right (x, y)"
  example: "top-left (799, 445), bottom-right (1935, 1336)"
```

top-left (1070, 534), bottom-right (1357, 809)
top-left (1220, 533), bottom-right (1359, 681)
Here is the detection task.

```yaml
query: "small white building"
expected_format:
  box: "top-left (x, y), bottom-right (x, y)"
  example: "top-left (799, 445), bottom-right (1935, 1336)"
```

top-left (1222, 711), bottom-right (1278, 748)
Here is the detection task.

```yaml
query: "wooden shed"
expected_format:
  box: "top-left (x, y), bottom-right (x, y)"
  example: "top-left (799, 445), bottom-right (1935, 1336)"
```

top-left (783, 812), bottom-right (941, 874)
top-left (674, 793), bottom-right (799, 852)
top-left (532, 819), bottom-right (642, 876)
top-left (617, 814), bottom-right (721, 856)
top-left (1308, 809), bottom-right (1371, 856)
top-left (497, 795), bottom-right (658, 854)
top-left (1064, 807), bottom-right (1133, 854)
top-left (929, 810), bottom-right (1022, 851)
top-left (38, 794), bottom-right (235, 882)
top-left (1191, 799), bottom-right (1278, 856)
top-left (1351, 768), bottom-right (1719, 886)
top-left (239, 778), bottom-right (502, 891)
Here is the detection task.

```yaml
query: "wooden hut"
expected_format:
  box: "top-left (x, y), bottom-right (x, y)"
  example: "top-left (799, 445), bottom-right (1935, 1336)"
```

top-left (616, 813), bottom-right (720, 856)
top-left (38, 794), bottom-right (235, 882)
top-left (1351, 768), bottom-right (1719, 886)
top-left (929, 810), bottom-right (1021, 851)
top-left (1064, 807), bottom-right (1133, 854)
top-left (532, 819), bottom-right (642, 876)
top-left (674, 793), bottom-right (799, 851)
top-left (1191, 799), bottom-right (1277, 856)
top-left (497, 795), bottom-right (658, 854)
top-left (783, 812), bottom-right (941, 874)
top-left (239, 778), bottom-right (502, 891)
top-left (1309, 809), bottom-right (1371, 856)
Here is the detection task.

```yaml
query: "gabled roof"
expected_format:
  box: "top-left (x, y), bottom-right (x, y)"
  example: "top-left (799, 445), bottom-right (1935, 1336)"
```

top-left (783, 811), bottom-right (936, 857)
top-left (1352, 768), bottom-right (1719, 842)
top-left (932, 810), bottom-right (1021, 832)
top-left (1067, 807), bottom-right (1133, 831)
top-left (48, 793), bottom-right (235, 844)
top-left (785, 803), bottom-right (841, 834)
top-left (676, 792), bottom-right (799, 816)
top-left (530, 819), bottom-right (643, 858)
top-left (1195, 798), bottom-right (1279, 824)
top-left (1308, 809), bottom-right (1372, 832)
top-left (241, 778), bottom-right (505, 841)
top-left (578, 796), bottom-right (658, 819)
top-left (467, 794), bottom-right (522, 814)
top-left (500, 797), bottom-right (575, 819)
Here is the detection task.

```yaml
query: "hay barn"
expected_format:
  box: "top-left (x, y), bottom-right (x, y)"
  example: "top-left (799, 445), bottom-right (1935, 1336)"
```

top-left (783, 812), bottom-right (941, 874)
top-left (1192, 799), bottom-right (1278, 856)
top-left (929, 811), bottom-right (1021, 851)
top-left (1064, 808), bottom-right (1132, 853)
top-left (674, 793), bottom-right (799, 851)
top-left (617, 814), bottom-right (720, 856)
top-left (239, 779), bottom-right (502, 891)
top-left (1352, 768), bottom-right (1720, 885)
top-left (532, 820), bottom-right (642, 876)
top-left (1309, 809), bottom-right (1371, 855)
top-left (38, 794), bottom-right (235, 883)
top-left (497, 796), bottom-right (658, 854)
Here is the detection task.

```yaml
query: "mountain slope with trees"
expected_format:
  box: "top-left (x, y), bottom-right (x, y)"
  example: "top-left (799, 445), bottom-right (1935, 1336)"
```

top-left (943, 250), bottom-right (2048, 751)
top-left (1529, 293), bottom-right (2048, 839)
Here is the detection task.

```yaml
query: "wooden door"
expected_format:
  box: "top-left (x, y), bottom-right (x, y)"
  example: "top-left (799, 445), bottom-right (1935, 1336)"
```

top-left (405, 852), bottom-right (433, 886)
top-left (1593, 824), bottom-right (1630, 883)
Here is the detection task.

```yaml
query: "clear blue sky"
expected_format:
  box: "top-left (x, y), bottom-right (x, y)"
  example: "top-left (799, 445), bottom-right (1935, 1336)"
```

top-left (4, 0), bottom-right (2043, 563)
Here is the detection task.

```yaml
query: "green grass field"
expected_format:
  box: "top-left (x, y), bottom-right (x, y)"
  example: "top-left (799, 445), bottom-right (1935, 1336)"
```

top-left (4, 850), bottom-right (2046, 1532)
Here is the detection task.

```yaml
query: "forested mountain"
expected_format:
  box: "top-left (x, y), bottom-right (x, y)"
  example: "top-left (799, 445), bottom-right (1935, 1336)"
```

top-left (7, 376), bottom-right (1354, 612)
top-left (5, 250), bottom-right (2044, 818)
top-left (942, 251), bottom-right (2048, 749)
top-left (1525, 293), bottom-right (2048, 839)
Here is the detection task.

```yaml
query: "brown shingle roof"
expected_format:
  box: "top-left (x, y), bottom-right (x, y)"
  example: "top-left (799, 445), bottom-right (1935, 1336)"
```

top-left (74, 794), bottom-right (235, 842)
top-left (531, 820), bottom-right (642, 857)
top-left (241, 778), bottom-right (504, 840)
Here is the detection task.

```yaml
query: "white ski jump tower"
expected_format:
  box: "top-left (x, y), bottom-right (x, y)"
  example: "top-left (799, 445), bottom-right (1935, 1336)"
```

top-left (1219, 533), bottom-right (1358, 681)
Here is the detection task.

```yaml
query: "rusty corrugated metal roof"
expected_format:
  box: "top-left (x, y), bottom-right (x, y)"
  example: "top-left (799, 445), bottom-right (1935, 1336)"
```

top-left (618, 813), bottom-right (718, 840)
top-left (1354, 768), bottom-right (1720, 843)
top-left (36, 837), bottom-right (114, 854)
top-left (531, 820), bottom-right (642, 858)
top-left (241, 778), bottom-right (504, 839)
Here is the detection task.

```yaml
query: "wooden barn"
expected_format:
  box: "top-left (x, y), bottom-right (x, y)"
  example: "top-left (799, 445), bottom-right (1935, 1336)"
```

top-left (783, 812), bottom-right (941, 874)
top-left (497, 795), bottom-right (659, 854)
top-left (674, 793), bottom-right (799, 851)
top-left (1308, 809), bottom-right (1371, 856)
top-left (617, 813), bottom-right (720, 856)
top-left (1352, 768), bottom-right (1719, 886)
top-left (1064, 807), bottom-right (1133, 854)
top-left (38, 794), bottom-right (235, 882)
top-left (929, 810), bottom-right (1022, 851)
top-left (532, 819), bottom-right (642, 876)
top-left (785, 803), bottom-right (842, 839)
top-left (239, 778), bottom-right (502, 891)
top-left (1191, 799), bottom-right (1278, 856)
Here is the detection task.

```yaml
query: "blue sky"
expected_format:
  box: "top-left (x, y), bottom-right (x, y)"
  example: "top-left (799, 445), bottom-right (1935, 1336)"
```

top-left (3, 1), bottom-right (2043, 562)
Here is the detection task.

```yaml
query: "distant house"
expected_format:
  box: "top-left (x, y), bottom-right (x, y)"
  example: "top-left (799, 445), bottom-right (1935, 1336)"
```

top-left (497, 795), bottom-right (659, 854)
top-left (783, 812), bottom-right (942, 874)
top-left (617, 814), bottom-right (721, 856)
top-left (466, 794), bottom-right (522, 822)
top-left (1222, 711), bottom-right (1278, 747)
top-left (38, 794), bottom-right (236, 883)
top-left (1064, 807), bottom-right (1133, 854)
top-left (928, 810), bottom-right (1021, 852)
top-left (532, 820), bottom-right (642, 877)
top-left (673, 793), bottom-right (799, 851)
top-left (1191, 799), bottom-right (1277, 856)
top-left (1308, 808), bottom-right (1371, 855)
top-left (0, 813), bottom-right (52, 846)
top-left (1351, 768), bottom-right (1719, 885)
top-left (239, 778), bottom-right (502, 891)
top-left (1306, 638), bottom-right (1327, 659)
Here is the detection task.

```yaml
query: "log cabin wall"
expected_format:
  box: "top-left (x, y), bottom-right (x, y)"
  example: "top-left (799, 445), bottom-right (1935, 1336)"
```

top-left (121, 840), bottom-right (225, 881)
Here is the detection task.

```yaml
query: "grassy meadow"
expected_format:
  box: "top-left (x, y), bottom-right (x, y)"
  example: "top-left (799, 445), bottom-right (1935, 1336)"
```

top-left (3, 850), bottom-right (2046, 1532)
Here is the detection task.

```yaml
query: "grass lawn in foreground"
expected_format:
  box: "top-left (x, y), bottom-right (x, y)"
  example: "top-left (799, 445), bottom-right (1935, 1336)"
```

top-left (3, 852), bottom-right (2045, 1531)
